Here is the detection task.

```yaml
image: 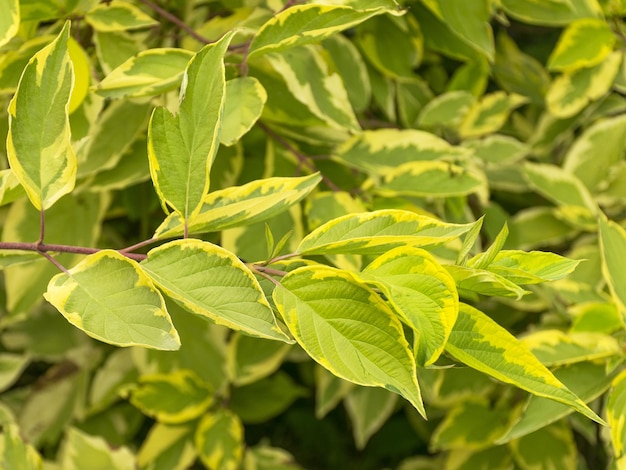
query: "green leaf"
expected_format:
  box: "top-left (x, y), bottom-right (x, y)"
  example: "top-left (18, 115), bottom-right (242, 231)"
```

top-left (1, 423), bottom-right (42, 470)
top-left (355, 14), bottom-right (422, 78)
top-left (598, 214), bottom-right (626, 323)
top-left (44, 250), bottom-right (181, 351)
top-left (376, 161), bottom-right (485, 198)
top-left (148, 32), bottom-right (234, 226)
top-left (493, 32), bottom-right (549, 104)
top-left (462, 135), bottom-right (529, 165)
top-left (333, 129), bottom-right (470, 175)
top-left (431, 399), bottom-right (514, 451)
top-left (421, 0), bottom-right (494, 60)
top-left (445, 446), bottom-right (512, 470)
top-left (85, 0), bottom-right (158, 32)
top-left (486, 250), bottom-right (581, 285)
top-left (61, 428), bottom-right (135, 470)
top-left (467, 223), bottom-right (508, 269)
top-left (272, 265), bottom-right (425, 416)
top-left (459, 91), bottom-right (528, 139)
top-left (359, 246), bottom-right (459, 366)
top-left (77, 100), bottom-right (151, 178)
top-left (0, 353), bottom-right (29, 393)
top-left (447, 59), bottom-right (490, 96)
top-left (547, 18), bottom-right (615, 71)
top-left (247, 3), bottom-right (400, 59)
top-left (265, 45), bottom-right (360, 132)
top-left (315, 366), bottom-right (353, 419)
top-left (0, 169), bottom-right (25, 206)
top-left (244, 444), bottom-right (303, 470)
top-left (523, 162), bottom-right (597, 215)
top-left (445, 304), bottom-right (605, 424)
top-left (608, 369), bottom-right (626, 469)
top-left (230, 372), bottom-right (308, 423)
top-left (127, 370), bottom-right (213, 424)
top-left (195, 409), bottom-right (244, 470)
top-left (417, 91), bottom-right (475, 129)
top-left (220, 77), bottom-right (267, 146)
top-left (142, 239), bottom-right (290, 342)
top-left (95, 48), bottom-right (193, 99)
top-left (500, 0), bottom-right (602, 26)
top-left (297, 209), bottom-right (480, 255)
top-left (7, 21), bottom-right (76, 211)
top-left (154, 173), bottom-right (321, 238)
top-left (546, 51), bottom-right (621, 118)
top-left (445, 265), bottom-right (527, 299)
top-left (509, 422), bottom-right (577, 469)
top-left (323, 34), bottom-right (371, 111)
top-left (521, 330), bottom-right (622, 366)
top-left (345, 386), bottom-right (398, 450)
top-left (499, 361), bottom-right (616, 442)
top-left (0, 0), bottom-right (19, 48)
top-left (137, 423), bottom-right (196, 470)
top-left (563, 114), bottom-right (626, 192)
top-left (228, 333), bottom-right (292, 386)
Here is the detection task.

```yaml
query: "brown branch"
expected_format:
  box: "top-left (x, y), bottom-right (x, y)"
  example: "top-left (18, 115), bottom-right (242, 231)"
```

top-left (0, 242), bottom-right (146, 261)
top-left (136, 0), bottom-right (211, 44)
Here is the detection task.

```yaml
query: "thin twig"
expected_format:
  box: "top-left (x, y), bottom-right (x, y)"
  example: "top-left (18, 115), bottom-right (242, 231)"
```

top-left (0, 242), bottom-right (146, 261)
top-left (268, 252), bottom-right (299, 264)
top-left (121, 238), bottom-right (158, 253)
top-left (258, 122), bottom-right (342, 192)
top-left (38, 251), bottom-right (69, 274)
top-left (254, 268), bottom-right (282, 287)
top-left (252, 265), bottom-right (289, 277)
top-left (136, 0), bottom-right (211, 44)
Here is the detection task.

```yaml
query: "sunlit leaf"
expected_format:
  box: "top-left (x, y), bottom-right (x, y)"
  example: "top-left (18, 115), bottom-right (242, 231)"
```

top-left (137, 423), bottom-right (196, 470)
top-left (273, 265), bottom-right (425, 416)
top-left (148, 32), bottom-right (234, 226)
top-left (298, 209), bottom-right (480, 255)
top-left (248, 3), bottom-right (401, 59)
top-left (95, 48), bottom-right (193, 99)
top-left (0, 423), bottom-right (42, 470)
top-left (44, 250), bottom-right (180, 350)
top-left (359, 246), bottom-right (459, 366)
top-left (154, 174), bottom-right (320, 238)
top-left (608, 369), bottom-right (626, 469)
top-left (142, 239), bottom-right (290, 342)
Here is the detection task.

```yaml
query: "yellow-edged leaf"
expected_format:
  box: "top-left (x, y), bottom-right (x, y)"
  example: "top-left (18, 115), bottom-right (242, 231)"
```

top-left (7, 21), bottom-right (76, 210)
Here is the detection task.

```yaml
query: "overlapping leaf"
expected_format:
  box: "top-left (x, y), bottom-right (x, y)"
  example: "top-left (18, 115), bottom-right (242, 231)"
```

top-left (297, 209), bottom-right (480, 255)
top-left (7, 21), bottom-right (76, 210)
top-left (44, 250), bottom-right (180, 350)
top-left (486, 250), bottom-right (581, 285)
top-left (148, 32), bottom-right (234, 228)
top-left (154, 173), bottom-right (320, 238)
top-left (359, 246), bottom-right (459, 366)
top-left (61, 428), bottom-right (135, 470)
top-left (547, 18), bottom-right (615, 71)
top-left (137, 424), bottom-right (196, 470)
top-left (142, 239), bottom-right (290, 342)
top-left (445, 303), bottom-right (605, 424)
top-left (273, 265), bottom-right (425, 416)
